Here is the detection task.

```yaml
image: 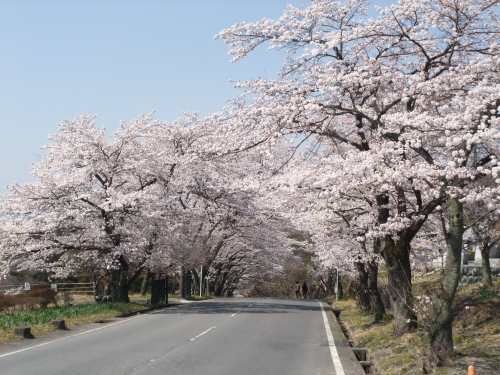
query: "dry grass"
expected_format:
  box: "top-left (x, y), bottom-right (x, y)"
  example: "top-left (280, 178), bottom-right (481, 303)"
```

top-left (331, 298), bottom-right (427, 375)
top-left (328, 276), bottom-right (500, 375)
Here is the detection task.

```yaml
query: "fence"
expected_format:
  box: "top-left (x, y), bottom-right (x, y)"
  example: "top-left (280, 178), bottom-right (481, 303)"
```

top-left (0, 282), bottom-right (95, 295)
top-left (55, 282), bottom-right (95, 294)
top-left (0, 284), bottom-right (27, 294)
top-left (425, 254), bottom-right (445, 270)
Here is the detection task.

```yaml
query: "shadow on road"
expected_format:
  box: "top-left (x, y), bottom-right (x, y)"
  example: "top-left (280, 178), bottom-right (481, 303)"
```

top-left (157, 298), bottom-right (322, 315)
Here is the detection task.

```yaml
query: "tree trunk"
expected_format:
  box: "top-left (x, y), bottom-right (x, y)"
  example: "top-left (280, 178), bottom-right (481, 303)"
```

top-left (140, 267), bottom-right (150, 296)
top-left (191, 268), bottom-right (200, 295)
top-left (108, 256), bottom-right (144, 303)
top-left (429, 198), bottom-right (464, 363)
top-left (91, 274), bottom-right (102, 297)
top-left (110, 268), bottom-right (131, 303)
top-left (481, 243), bottom-right (493, 286)
top-left (367, 260), bottom-right (385, 322)
top-left (336, 270), bottom-right (343, 299)
top-left (354, 262), bottom-right (371, 311)
top-left (327, 271), bottom-right (334, 296)
top-left (382, 237), bottom-right (418, 334)
top-left (376, 194), bottom-right (417, 334)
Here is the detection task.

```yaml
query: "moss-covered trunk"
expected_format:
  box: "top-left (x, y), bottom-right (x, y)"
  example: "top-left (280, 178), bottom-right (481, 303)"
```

top-left (140, 267), bottom-right (151, 296)
top-left (481, 244), bottom-right (493, 286)
top-left (354, 262), bottom-right (371, 311)
top-left (382, 237), bottom-right (418, 334)
top-left (367, 260), bottom-right (385, 322)
top-left (429, 198), bottom-right (463, 362)
top-left (376, 194), bottom-right (417, 334)
top-left (109, 255), bottom-right (144, 303)
top-left (110, 268), bottom-right (131, 303)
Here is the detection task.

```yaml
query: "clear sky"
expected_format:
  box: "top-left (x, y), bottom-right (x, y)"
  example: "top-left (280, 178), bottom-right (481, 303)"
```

top-left (0, 0), bottom-right (395, 194)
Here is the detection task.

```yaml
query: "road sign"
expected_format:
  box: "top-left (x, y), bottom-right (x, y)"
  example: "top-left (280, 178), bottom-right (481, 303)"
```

top-left (198, 256), bottom-right (207, 265)
top-left (24, 283), bottom-right (30, 291)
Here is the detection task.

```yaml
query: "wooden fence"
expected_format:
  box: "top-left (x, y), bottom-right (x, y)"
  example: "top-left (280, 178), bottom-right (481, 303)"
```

top-left (425, 254), bottom-right (445, 270)
top-left (0, 282), bottom-right (95, 295)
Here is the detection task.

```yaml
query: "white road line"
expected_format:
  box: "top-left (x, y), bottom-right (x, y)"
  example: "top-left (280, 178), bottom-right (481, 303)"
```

top-left (319, 302), bottom-right (345, 375)
top-left (189, 326), bottom-right (216, 341)
top-left (0, 314), bottom-right (145, 359)
top-left (232, 303), bottom-right (253, 317)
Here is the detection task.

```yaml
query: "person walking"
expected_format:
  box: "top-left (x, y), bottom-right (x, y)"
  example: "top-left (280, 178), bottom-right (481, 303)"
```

top-left (294, 281), bottom-right (301, 299)
top-left (301, 281), bottom-right (308, 299)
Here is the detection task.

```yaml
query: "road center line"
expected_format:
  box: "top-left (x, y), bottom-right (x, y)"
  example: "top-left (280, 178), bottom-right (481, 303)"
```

top-left (231, 303), bottom-right (253, 317)
top-left (0, 314), bottom-right (145, 359)
top-left (319, 302), bottom-right (345, 375)
top-left (189, 326), bottom-right (216, 341)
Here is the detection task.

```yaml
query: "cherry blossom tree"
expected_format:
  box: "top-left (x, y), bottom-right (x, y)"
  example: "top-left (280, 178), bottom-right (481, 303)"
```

top-left (0, 114), bottom-right (175, 301)
top-left (0, 111), bottom-right (296, 302)
top-left (216, 0), bottom-right (500, 360)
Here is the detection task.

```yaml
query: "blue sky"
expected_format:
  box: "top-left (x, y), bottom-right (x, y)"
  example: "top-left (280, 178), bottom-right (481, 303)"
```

top-left (0, 0), bottom-right (395, 194)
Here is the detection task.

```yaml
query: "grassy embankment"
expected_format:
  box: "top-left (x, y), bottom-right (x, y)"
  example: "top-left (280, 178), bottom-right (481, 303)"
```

top-left (0, 301), bottom-right (148, 344)
top-left (326, 274), bottom-right (500, 375)
top-left (0, 292), bottom-right (216, 345)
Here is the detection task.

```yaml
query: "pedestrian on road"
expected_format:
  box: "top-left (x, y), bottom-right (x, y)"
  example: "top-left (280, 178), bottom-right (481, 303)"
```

top-left (301, 281), bottom-right (308, 299)
top-left (294, 281), bottom-right (301, 299)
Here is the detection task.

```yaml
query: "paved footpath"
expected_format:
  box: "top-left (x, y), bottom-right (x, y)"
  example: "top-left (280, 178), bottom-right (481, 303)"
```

top-left (0, 298), bottom-right (365, 375)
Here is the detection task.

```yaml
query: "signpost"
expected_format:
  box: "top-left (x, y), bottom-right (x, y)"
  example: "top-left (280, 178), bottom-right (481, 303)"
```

top-left (198, 256), bottom-right (207, 297)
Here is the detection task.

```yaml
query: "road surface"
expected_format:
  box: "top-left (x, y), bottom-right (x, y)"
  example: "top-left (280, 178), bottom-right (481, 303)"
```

top-left (0, 298), bottom-right (365, 375)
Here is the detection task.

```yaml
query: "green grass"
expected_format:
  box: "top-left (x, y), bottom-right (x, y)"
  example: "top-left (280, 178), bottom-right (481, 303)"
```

top-left (0, 302), bottom-right (149, 344)
top-left (0, 303), bottom-right (145, 330)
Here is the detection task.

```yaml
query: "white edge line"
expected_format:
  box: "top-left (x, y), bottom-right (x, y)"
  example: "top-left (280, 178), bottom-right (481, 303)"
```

top-left (189, 326), bottom-right (216, 341)
top-left (0, 314), bottom-right (145, 359)
top-left (319, 302), bottom-right (345, 375)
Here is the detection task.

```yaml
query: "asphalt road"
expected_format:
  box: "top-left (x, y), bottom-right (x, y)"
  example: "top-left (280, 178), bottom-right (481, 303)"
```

top-left (0, 298), bottom-right (365, 375)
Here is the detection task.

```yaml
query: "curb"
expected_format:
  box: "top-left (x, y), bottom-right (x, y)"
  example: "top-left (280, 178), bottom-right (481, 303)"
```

top-left (116, 303), bottom-right (180, 318)
top-left (330, 306), bottom-right (379, 375)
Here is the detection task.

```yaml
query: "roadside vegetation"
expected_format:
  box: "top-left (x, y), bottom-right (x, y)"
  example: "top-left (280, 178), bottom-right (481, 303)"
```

top-left (0, 301), bottom-right (147, 344)
top-left (0, 287), bottom-right (190, 345)
top-left (327, 275), bottom-right (500, 375)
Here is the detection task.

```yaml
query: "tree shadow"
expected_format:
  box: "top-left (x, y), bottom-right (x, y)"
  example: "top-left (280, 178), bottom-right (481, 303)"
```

top-left (157, 298), bottom-right (323, 315)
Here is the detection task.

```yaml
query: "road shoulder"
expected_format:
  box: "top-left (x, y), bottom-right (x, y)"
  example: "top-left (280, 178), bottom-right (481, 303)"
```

top-left (321, 301), bottom-right (366, 375)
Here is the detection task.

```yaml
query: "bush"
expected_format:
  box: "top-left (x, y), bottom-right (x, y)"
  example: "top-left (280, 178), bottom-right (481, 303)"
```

top-left (24, 286), bottom-right (58, 308)
top-left (12, 295), bottom-right (41, 310)
top-left (0, 293), bottom-right (15, 311)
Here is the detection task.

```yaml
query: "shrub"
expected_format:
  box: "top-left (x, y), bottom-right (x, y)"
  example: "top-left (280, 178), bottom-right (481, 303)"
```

top-left (24, 286), bottom-right (58, 308)
top-left (0, 293), bottom-right (15, 311)
top-left (12, 295), bottom-right (41, 310)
